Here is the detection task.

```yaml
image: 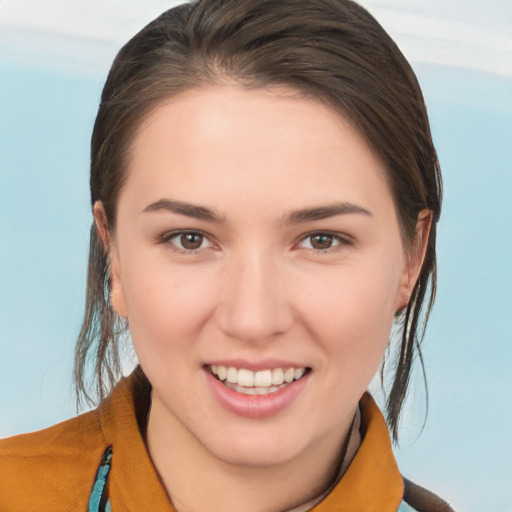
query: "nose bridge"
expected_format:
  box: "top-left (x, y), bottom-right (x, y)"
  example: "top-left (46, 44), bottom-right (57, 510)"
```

top-left (216, 247), bottom-right (293, 342)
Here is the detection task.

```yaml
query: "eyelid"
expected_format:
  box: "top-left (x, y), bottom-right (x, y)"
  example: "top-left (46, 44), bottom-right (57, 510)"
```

top-left (296, 231), bottom-right (354, 252)
top-left (158, 229), bottom-right (218, 253)
top-left (156, 229), bottom-right (353, 254)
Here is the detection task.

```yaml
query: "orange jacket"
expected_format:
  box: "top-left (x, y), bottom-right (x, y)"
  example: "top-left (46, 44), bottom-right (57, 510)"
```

top-left (0, 372), bottom-right (452, 511)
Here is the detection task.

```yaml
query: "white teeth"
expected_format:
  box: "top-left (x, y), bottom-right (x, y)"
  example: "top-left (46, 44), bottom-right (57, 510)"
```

top-left (217, 366), bottom-right (226, 380)
top-left (256, 385), bottom-right (281, 395)
top-left (272, 368), bottom-right (284, 385)
top-left (209, 365), bottom-right (308, 391)
top-left (226, 366), bottom-right (238, 384)
top-left (237, 368), bottom-right (254, 387)
top-left (224, 382), bottom-right (286, 396)
top-left (254, 370), bottom-right (272, 387)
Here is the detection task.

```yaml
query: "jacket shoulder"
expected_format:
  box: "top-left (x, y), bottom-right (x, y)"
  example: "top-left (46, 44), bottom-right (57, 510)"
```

top-left (0, 409), bottom-right (108, 511)
top-left (403, 477), bottom-right (455, 512)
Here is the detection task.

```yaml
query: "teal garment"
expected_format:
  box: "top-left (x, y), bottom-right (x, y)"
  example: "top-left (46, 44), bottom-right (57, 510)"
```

top-left (87, 446), bottom-right (112, 512)
top-left (398, 502), bottom-right (419, 512)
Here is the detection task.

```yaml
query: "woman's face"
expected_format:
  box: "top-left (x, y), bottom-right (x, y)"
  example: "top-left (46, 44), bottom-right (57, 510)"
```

top-left (104, 85), bottom-right (419, 468)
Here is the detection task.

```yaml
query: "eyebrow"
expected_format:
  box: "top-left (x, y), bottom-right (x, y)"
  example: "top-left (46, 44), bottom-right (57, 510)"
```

top-left (285, 203), bottom-right (372, 224)
top-left (142, 199), bottom-right (225, 223)
top-left (142, 198), bottom-right (371, 224)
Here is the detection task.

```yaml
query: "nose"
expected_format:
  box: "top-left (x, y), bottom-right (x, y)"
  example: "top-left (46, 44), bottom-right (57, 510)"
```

top-left (215, 251), bottom-right (294, 344)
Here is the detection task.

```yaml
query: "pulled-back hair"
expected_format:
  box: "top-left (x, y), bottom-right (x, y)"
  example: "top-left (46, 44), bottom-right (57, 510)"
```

top-left (75, 0), bottom-right (442, 441)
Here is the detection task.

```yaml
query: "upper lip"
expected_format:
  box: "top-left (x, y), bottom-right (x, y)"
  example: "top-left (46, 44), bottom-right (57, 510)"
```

top-left (204, 359), bottom-right (309, 372)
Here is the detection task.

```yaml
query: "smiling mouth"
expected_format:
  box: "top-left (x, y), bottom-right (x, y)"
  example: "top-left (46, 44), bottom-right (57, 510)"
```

top-left (207, 365), bottom-right (311, 396)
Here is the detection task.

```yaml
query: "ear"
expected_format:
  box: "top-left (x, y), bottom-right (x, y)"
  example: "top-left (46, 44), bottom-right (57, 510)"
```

top-left (395, 209), bottom-right (433, 313)
top-left (93, 201), bottom-right (128, 318)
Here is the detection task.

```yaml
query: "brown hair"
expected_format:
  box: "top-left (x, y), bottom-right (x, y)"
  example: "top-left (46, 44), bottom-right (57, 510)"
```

top-left (75, 0), bottom-right (442, 441)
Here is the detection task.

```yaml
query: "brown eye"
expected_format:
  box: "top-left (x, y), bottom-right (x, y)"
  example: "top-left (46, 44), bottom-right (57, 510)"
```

top-left (166, 231), bottom-right (211, 252)
top-left (179, 233), bottom-right (204, 250)
top-left (298, 233), bottom-right (348, 252)
top-left (310, 234), bottom-right (334, 250)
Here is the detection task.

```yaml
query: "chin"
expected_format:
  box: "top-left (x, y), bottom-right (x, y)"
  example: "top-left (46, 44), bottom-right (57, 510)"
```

top-left (200, 431), bottom-right (307, 469)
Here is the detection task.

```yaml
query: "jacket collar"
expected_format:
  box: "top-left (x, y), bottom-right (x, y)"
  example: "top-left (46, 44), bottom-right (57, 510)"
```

top-left (99, 372), bottom-right (174, 511)
top-left (313, 393), bottom-right (404, 511)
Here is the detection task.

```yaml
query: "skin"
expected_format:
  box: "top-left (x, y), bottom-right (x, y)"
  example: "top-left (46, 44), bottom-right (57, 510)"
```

top-left (95, 85), bottom-right (430, 512)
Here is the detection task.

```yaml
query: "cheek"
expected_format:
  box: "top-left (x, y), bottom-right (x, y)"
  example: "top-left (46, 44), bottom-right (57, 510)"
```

top-left (120, 258), bottom-right (218, 358)
top-left (296, 262), bottom-right (400, 375)
top-left (302, 264), bottom-right (397, 331)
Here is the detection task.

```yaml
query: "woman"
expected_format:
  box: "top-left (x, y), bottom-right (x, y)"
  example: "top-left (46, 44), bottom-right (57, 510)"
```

top-left (0, 0), bottom-right (452, 510)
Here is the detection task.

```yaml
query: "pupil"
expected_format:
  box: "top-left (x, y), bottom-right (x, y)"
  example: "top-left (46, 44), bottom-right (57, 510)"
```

top-left (181, 233), bottom-right (203, 250)
top-left (311, 234), bottom-right (332, 249)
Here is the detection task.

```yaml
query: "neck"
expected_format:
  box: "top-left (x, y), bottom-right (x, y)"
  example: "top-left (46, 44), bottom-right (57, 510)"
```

top-left (146, 391), bottom-right (356, 512)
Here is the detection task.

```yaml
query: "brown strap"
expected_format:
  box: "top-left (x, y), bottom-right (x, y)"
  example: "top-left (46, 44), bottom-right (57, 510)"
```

top-left (403, 477), bottom-right (455, 512)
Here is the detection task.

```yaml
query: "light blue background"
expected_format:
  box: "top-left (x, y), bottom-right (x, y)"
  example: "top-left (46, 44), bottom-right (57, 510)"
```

top-left (1, 5), bottom-right (511, 512)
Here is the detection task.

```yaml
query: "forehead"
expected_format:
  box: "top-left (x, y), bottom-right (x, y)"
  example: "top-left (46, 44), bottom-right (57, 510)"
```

top-left (122, 85), bottom-right (394, 219)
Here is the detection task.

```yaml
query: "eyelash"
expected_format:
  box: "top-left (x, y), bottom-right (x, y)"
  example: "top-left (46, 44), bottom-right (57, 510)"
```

top-left (158, 230), bottom-right (215, 255)
top-left (296, 232), bottom-right (354, 254)
top-left (158, 230), bottom-right (353, 255)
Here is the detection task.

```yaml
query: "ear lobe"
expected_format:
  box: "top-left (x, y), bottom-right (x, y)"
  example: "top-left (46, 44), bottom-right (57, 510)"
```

top-left (396, 209), bottom-right (433, 313)
top-left (93, 201), bottom-right (128, 318)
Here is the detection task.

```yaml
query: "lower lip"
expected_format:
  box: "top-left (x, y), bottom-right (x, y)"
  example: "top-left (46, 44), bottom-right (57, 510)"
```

top-left (205, 369), bottom-right (310, 418)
